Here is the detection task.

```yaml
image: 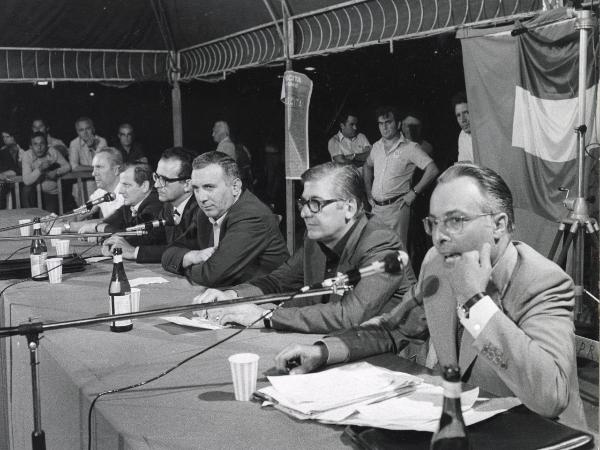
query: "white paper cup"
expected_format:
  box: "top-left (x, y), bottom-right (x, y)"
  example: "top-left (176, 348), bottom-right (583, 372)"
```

top-left (130, 288), bottom-right (141, 313)
top-left (228, 353), bottom-right (259, 401)
top-left (49, 227), bottom-right (62, 247)
top-left (18, 219), bottom-right (32, 236)
top-left (55, 239), bottom-right (70, 256)
top-left (45, 258), bottom-right (63, 284)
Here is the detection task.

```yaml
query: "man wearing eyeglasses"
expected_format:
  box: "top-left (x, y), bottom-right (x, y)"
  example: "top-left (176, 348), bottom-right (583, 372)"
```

top-left (161, 151), bottom-right (288, 287)
top-left (115, 123), bottom-right (148, 164)
top-left (193, 162), bottom-right (416, 334)
top-left (101, 147), bottom-right (198, 262)
top-left (275, 164), bottom-right (585, 427)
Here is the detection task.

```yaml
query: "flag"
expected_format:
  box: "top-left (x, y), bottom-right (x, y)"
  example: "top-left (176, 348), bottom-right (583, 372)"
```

top-left (459, 8), bottom-right (599, 252)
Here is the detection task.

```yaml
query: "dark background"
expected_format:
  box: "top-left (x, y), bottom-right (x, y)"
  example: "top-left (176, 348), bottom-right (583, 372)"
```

top-left (0, 34), bottom-right (464, 170)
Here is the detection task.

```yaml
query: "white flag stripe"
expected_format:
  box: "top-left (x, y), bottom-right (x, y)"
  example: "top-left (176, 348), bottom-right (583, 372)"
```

top-left (512, 85), bottom-right (597, 163)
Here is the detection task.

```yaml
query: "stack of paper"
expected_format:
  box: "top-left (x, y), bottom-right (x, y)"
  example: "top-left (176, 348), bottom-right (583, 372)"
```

top-left (258, 362), bottom-right (422, 420)
top-left (257, 362), bottom-right (522, 431)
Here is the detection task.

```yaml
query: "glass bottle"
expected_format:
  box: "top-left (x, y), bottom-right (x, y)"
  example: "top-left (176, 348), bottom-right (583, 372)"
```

top-left (30, 218), bottom-right (48, 281)
top-left (108, 247), bottom-right (133, 332)
top-left (430, 365), bottom-right (470, 450)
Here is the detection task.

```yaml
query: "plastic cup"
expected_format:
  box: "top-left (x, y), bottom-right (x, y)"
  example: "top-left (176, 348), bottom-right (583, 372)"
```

top-left (55, 239), bottom-right (70, 257)
top-left (228, 353), bottom-right (259, 401)
top-left (19, 219), bottom-right (32, 236)
top-left (130, 288), bottom-right (141, 313)
top-left (45, 258), bottom-right (63, 284)
top-left (49, 227), bottom-right (62, 247)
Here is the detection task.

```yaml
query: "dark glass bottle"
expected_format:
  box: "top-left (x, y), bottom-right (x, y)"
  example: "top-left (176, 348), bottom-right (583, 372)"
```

top-left (108, 248), bottom-right (133, 332)
top-left (430, 365), bottom-right (470, 450)
top-left (30, 218), bottom-right (48, 281)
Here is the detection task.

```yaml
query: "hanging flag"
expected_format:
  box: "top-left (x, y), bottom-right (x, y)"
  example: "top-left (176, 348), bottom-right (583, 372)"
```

top-left (459, 8), bottom-right (599, 252)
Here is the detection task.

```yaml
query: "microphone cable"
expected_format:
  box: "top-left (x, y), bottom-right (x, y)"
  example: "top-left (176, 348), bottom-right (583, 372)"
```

top-left (86, 290), bottom-right (303, 450)
top-left (1, 215), bottom-right (60, 262)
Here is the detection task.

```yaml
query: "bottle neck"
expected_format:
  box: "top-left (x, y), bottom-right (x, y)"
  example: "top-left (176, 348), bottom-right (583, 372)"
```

top-left (113, 254), bottom-right (123, 264)
top-left (442, 380), bottom-right (462, 399)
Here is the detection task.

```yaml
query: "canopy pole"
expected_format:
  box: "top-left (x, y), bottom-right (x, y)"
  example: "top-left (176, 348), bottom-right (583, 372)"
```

top-left (171, 51), bottom-right (183, 147)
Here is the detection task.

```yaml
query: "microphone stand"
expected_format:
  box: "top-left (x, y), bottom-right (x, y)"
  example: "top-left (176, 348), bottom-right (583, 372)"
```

top-left (0, 210), bottom-right (85, 234)
top-left (0, 285), bottom-right (349, 450)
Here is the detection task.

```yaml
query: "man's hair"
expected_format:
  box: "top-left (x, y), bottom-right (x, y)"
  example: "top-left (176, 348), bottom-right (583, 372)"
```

top-left (118, 123), bottom-right (134, 133)
top-left (338, 111), bottom-right (357, 126)
top-left (437, 163), bottom-right (514, 232)
top-left (125, 162), bottom-right (153, 186)
top-left (161, 147), bottom-right (196, 179)
top-left (301, 162), bottom-right (366, 214)
top-left (31, 118), bottom-right (47, 127)
top-left (192, 151), bottom-right (240, 183)
top-left (96, 147), bottom-right (124, 170)
top-left (30, 131), bottom-right (47, 143)
top-left (75, 116), bottom-right (94, 128)
top-left (451, 92), bottom-right (468, 109)
top-left (402, 111), bottom-right (423, 123)
top-left (375, 106), bottom-right (400, 123)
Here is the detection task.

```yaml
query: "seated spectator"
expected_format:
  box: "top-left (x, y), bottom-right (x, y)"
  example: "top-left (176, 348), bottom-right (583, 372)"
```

top-left (68, 116), bottom-right (108, 201)
top-left (161, 151), bottom-right (288, 288)
top-left (114, 123), bottom-right (148, 164)
top-left (275, 164), bottom-right (585, 428)
top-left (21, 132), bottom-right (71, 213)
top-left (327, 112), bottom-right (371, 168)
top-left (78, 163), bottom-right (163, 247)
top-left (194, 162), bottom-right (416, 334)
top-left (102, 147), bottom-right (198, 263)
top-left (0, 129), bottom-right (24, 208)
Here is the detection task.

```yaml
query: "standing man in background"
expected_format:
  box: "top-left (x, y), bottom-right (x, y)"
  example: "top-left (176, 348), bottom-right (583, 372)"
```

top-left (452, 92), bottom-right (473, 163)
top-left (363, 106), bottom-right (439, 247)
top-left (69, 117), bottom-right (108, 200)
top-left (327, 112), bottom-right (371, 168)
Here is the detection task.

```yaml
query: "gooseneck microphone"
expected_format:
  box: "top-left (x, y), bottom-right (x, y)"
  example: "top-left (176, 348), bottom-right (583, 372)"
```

top-left (125, 219), bottom-right (167, 232)
top-left (73, 192), bottom-right (116, 214)
top-left (300, 250), bottom-right (409, 292)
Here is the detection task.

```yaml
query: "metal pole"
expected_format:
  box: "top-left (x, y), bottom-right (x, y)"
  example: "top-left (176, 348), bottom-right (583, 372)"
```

top-left (282, 0), bottom-right (295, 254)
top-left (27, 332), bottom-right (46, 450)
top-left (171, 51), bottom-right (183, 147)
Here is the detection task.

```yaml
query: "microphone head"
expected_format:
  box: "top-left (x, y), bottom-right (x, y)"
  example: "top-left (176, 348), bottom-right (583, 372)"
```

top-left (103, 192), bottom-right (116, 202)
top-left (383, 251), bottom-right (409, 274)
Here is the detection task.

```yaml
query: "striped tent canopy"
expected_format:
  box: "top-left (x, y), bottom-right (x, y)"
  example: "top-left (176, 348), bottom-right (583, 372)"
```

top-left (0, 0), bottom-right (549, 83)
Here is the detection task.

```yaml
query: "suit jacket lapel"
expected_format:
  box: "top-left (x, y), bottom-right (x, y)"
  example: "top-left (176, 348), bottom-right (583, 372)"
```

top-left (337, 215), bottom-right (369, 274)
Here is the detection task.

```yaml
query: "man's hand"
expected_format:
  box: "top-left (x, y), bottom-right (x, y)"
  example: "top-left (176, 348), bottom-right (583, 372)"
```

top-left (400, 190), bottom-right (417, 208)
top-left (275, 344), bottom-right (328, 375)
top-left (443, 242), bottom-right (493, 304)
top-left (36, 160), bottom-right (52, 172)
top-left (46, 170), bottom-right (58, 181)
top-left (102, 235), bottom-right (136, 259)
top-left (193, 288), bottom-right (237, 304)
top-left (78, 223), bottom-right (98, 234)
top-left (210, 304), bottom-right (268, 328)
top-left (182, 247), bottom-right (217, 268)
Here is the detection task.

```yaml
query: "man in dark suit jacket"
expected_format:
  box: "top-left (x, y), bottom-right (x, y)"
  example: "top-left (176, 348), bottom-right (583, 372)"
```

top-left (79, 163), bottom-right (164, 247)
top-left (194, 162), bottom-right (416, 334)
top-left (162, 151), bottom-right (288, 287)
top-left (103, 147), bottom-right (199, 263)
top-left (275, 164), bottom-right (585, 429)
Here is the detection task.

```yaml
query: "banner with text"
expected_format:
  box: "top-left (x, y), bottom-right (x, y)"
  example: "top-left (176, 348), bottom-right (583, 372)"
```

top-left (281, 71), bottom-right (312, 179)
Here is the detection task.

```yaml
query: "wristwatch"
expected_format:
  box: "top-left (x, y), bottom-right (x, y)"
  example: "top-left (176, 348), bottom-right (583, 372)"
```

top-left (457, 292), bottom-right (486, 320)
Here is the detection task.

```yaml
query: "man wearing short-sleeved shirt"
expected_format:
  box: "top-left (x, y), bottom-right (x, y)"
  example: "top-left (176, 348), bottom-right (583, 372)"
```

top-left (327, 113), bottom-right (371, 168)
top-left (363, 106), bottom-right (439, 246)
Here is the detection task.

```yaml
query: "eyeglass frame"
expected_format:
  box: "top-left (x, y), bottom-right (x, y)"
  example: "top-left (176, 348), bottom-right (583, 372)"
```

top-left (152, 172), bottom-right (189, 187)
top-left (422, 212), bottom-right (498, 235)
top-left (296, 197), bottom-right (345, 214)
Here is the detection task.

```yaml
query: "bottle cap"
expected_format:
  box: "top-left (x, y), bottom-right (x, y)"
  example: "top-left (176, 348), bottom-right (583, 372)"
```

top-left (441, 365), bottom-right (461, 382)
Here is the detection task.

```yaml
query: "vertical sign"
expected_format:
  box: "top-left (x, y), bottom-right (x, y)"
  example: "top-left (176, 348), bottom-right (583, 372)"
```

top-left (281, 70), bottom-right (312, 179)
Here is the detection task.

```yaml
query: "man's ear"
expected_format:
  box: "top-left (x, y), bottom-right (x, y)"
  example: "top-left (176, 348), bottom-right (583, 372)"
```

top-left (142, 180), bottom-right (151, 193)
top-left (344, 199), bottom-right (358, 222)
top-left (492, 212), bottom-right (509, 238)
top-left (183, 179), bottom-right (192, 193)
top-left (231, 177), bottom-right (242, 195)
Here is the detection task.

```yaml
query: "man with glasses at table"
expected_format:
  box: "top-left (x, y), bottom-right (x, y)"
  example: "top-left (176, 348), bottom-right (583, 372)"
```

top-left (275, 164), bottom-right (585, 428)
top-left (193, 162), bottom-right (416, 334)
top-left (161, 151), bottom-right (289, 288)
top-left (102, 147), bottom-right (198, 263)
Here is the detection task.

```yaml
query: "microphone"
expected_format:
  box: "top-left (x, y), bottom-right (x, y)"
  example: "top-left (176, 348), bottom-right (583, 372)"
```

top-left (125, 219), bottom-right (167, 232)
top-left (73, 192), bottom-right (116, 214)
top-left (300, 250), bottom-right (409, 292)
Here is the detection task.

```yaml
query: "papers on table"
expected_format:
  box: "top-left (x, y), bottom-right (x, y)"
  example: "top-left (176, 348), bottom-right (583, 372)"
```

top-left (257, 362), bottom-right (522, 432)
top-left (130, 277), bottom-right (169, 287)
top-left (161, 315), bottom-right (227, 330)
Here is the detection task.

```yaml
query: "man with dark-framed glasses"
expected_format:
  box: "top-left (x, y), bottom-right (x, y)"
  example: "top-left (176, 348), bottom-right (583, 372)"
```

top-left (102, 147), bottom-right (199, 262)
top-left (193, 162), bottom-right (416, 334)
top-left (275, 163), bottom-right (585, 428)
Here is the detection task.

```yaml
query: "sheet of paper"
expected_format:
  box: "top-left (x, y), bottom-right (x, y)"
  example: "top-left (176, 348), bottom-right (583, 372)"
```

top-left (130, 277), bottom-right (169, 287)
top-left (161, 315), bottom-right (227, 330)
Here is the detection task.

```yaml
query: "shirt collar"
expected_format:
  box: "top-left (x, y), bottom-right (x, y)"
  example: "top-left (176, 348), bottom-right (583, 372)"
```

top-left (208, 212), bottom-right (227, 227)
top-left (130, 197), bottom-right (146, 215)
top-left (174, 193), bottom-right (192, 214)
